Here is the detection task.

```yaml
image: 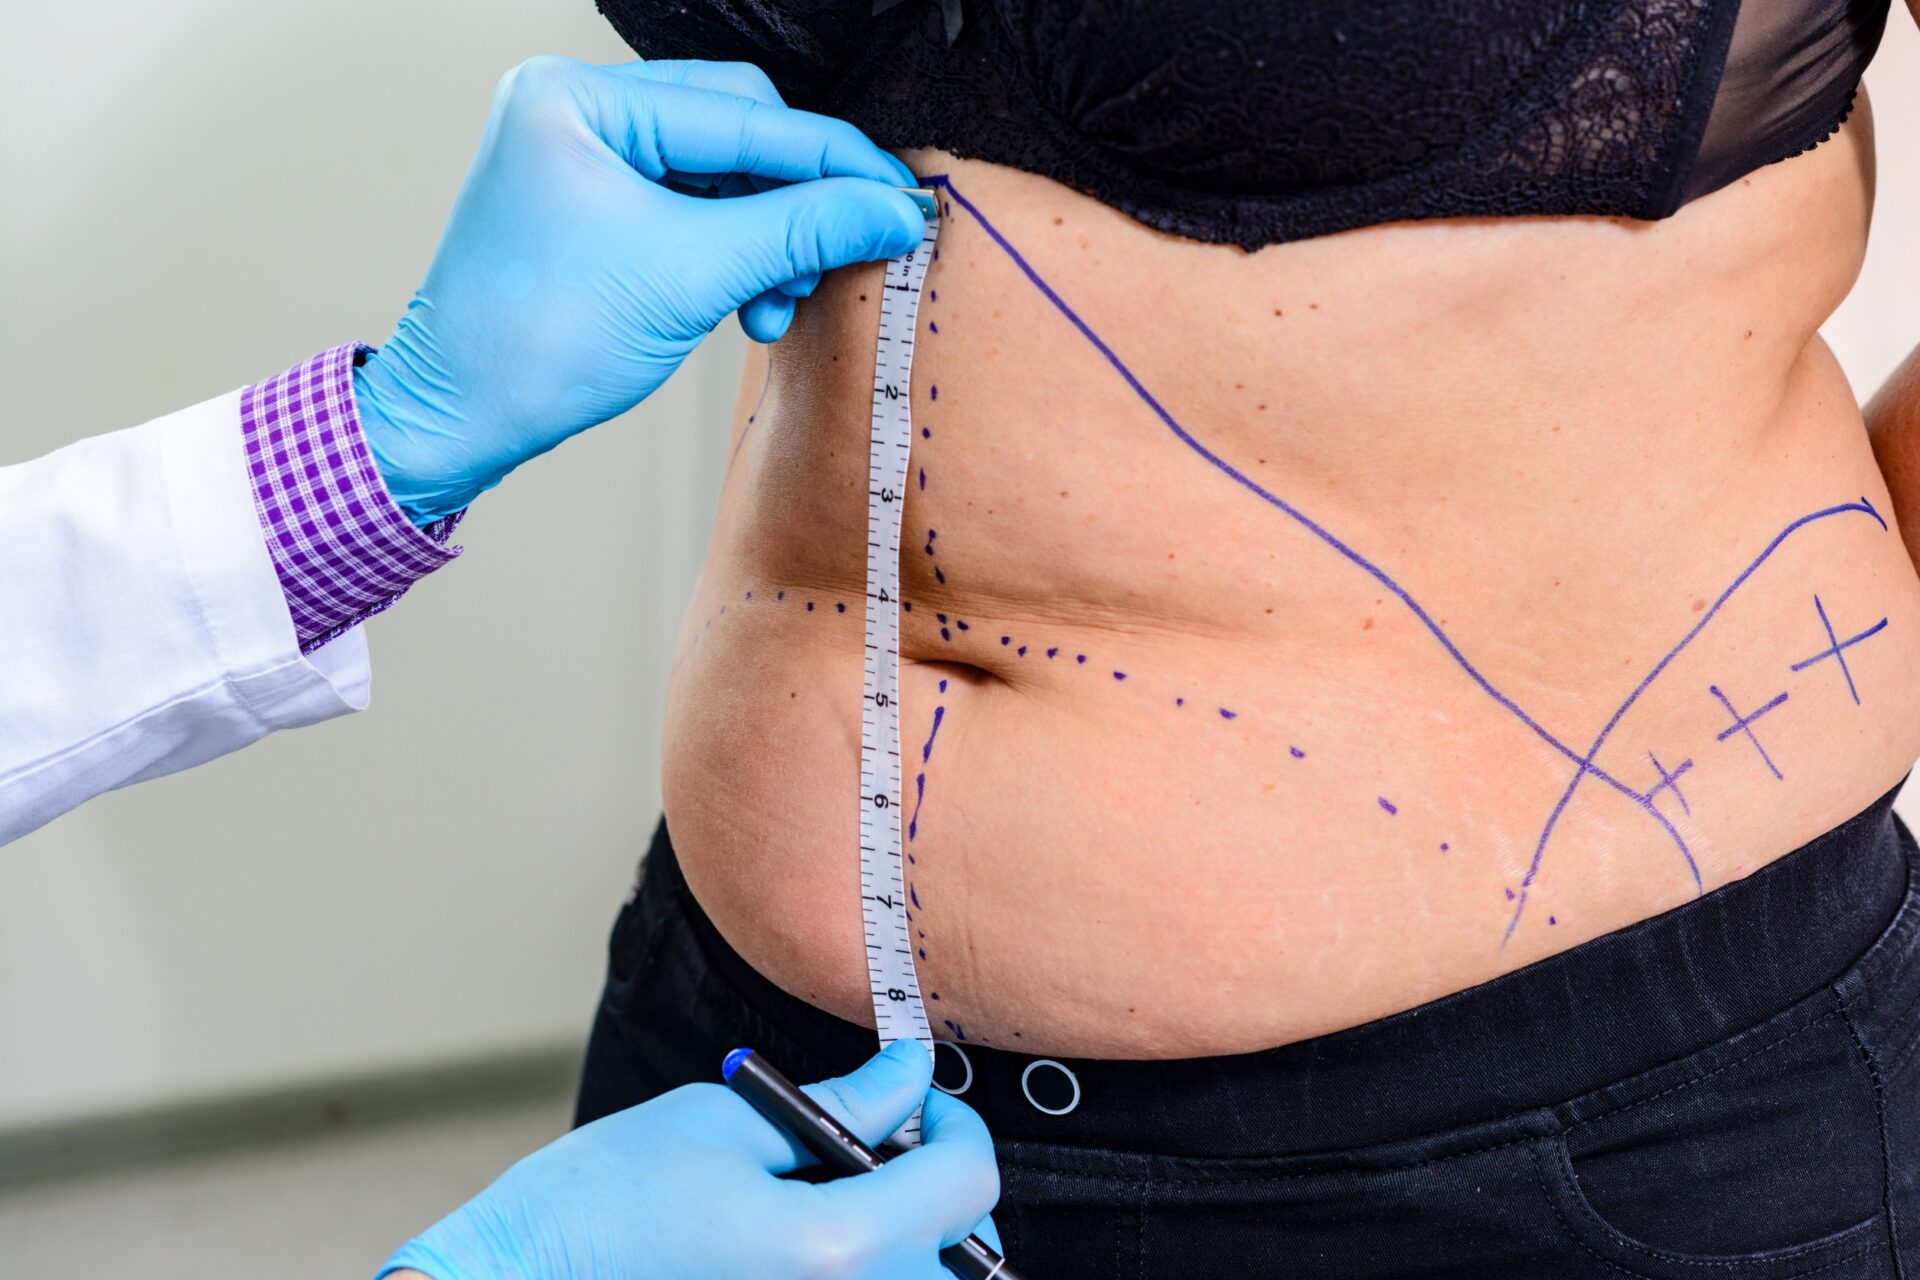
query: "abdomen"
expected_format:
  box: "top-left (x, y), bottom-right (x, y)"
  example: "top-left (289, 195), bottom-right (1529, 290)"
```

top-left (661, 128), bottom-right (1920, 1059)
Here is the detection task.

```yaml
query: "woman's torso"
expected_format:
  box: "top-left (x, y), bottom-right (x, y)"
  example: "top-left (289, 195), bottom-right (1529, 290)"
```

top-left (661, 101), bottom-right (1920, 1059)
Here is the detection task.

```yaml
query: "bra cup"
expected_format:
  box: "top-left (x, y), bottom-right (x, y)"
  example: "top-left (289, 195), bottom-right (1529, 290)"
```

top-left (595, 0), bottom-right (1883, 247)
top-left (981, 0), bottom-right (1592, 194)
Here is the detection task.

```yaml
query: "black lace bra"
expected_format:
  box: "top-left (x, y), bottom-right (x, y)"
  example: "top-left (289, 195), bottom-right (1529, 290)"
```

top-left (596, 0), bottom-right (1891, 250)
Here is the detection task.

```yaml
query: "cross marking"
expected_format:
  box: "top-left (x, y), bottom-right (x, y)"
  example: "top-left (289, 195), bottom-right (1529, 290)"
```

top-left (1709, 685), bottom-right (1789, 781)
top-left (1789, 594), bottom-right (1887, 706)
top-left (1645, 751), bottom-right (1694, 817)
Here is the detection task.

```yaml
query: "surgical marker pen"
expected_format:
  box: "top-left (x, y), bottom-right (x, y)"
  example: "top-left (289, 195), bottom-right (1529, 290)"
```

top-left (722, 1047), bottom-right (1024, 1280)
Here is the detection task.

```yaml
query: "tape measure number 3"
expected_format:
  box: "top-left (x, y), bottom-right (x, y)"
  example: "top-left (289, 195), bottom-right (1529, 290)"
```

top-left (859, 193), bottom-right (942, 1144)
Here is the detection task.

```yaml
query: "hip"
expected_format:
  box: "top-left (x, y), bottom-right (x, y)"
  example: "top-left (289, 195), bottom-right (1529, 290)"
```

top-left (579, 786), bottom-right (1920, 1278)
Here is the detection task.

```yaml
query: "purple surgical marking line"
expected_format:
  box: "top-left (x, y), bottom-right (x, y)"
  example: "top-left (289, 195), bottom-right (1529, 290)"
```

top-left (939, 678), bottom-right (949, 692)
top-left (1176, 697), bottom-right (1185, 707)
top-left (1113, 671), bottom-right (1127, 680)
top-left (725, 351), bottom-right (775, 475)
top-left (929, 321), bottom-right (939, 334)
top-left (1047, 647), bottom-right (1058, 658)
top-left (1219, 708), bottom-right (1236, 719)
top-left (1378, 797), bottom-right (1397, 815)
top-left (922, 427), bottom-right (931, 439)
top-left (940, 628), bottom-right (951, 641)
top-left (1549, 916), bottom-right (1558, 926)
top-left (1790, 594), bottom-right (1887, 706)
top-left (931, 385), bottom-right (940, 400)
top-left (1510, 499), bottom-right (1881, 941)
top-left (1710, 685), bottom-right (1789, 781)
top-left (924, 176), bottom-right (1886, 946)
top-left (1505, 887), bottom-right (1516, 901)
top-left (935, 566), bottom-right (948, 584)
top-left (936, 613), bottom-right (948, 624)
top-left (806, 601), bottom-right (814, 611)
top-left (908, 771), bottom-right (926, 842)
top-left (921, 705), bottom-right (947, 763)
top-left (836, 603), bottom-right (847, 613)
top-left (902, 601), bottom-right (913, 613)
top-left (919, 467), bottom-right (926, 491)
top-left (910, 885), bottom-right (921, 909)
top-left (1076, 654), bottom-right (1087, 664)
top-left (745, 591), bottom-right (752, 601)
top-left (776, 591), bottom-right (784, 601)
top-left (1645, 751), bottom-right (1694, 817)
top-left (1018, 645), bottom-right (1028, 656)
top-left (1440, 842), bottom-right (1450, 851)
top-left (1001, 636), bottom-right (1011, 646)
top-left (954, 618), bottom-right (966, 629)
top-left (1290, 746), bottom-right (1306, 758)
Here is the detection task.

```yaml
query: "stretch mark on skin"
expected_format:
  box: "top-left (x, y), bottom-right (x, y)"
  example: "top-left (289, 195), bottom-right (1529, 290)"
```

top-left (1645, 752), bottom-right (1694, 817)
top-left (1711, 685), bottom-right (1790, 781)
top-left (924, 174), bottom-right (1887, 942)
top-left (1791, 594), bottom-right (1888, 706)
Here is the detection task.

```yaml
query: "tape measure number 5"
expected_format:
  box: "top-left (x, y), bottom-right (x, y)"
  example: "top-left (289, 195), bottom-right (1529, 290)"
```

top-left (859, 195), bottom-right (941, 1144)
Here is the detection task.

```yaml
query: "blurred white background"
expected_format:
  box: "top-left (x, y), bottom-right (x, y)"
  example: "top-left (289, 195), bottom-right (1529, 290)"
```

top-left (3, 1), bottom-right (1920, 1272)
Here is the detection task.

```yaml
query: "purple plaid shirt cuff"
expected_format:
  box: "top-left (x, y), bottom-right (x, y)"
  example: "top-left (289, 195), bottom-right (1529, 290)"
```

top-left (240, 344), bottom-right (462, 655)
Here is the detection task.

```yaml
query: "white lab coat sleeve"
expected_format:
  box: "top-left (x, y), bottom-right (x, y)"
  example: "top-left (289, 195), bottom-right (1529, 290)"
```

top-left (0, 390), bottom-right (370, 845)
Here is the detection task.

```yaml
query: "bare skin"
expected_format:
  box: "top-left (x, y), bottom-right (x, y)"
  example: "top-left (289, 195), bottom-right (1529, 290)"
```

top-left (662, 92), bottom-right (1920, 1060)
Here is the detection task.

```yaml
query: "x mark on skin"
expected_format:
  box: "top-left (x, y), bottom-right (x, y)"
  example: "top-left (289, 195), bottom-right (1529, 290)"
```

top-left (1790, 594), bottom-right (1888, 706)
top-left (1643, 751), bottom-right (1694, 816)
top-left (1710, 685), bottom-right (1790, 781)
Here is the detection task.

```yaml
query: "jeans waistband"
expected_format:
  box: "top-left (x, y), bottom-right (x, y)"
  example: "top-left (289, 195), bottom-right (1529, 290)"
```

top-left (651, 780), bottom-right (1912, 1157)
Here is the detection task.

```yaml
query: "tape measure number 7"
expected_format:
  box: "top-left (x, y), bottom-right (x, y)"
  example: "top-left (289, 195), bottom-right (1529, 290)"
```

top-left (859, 195), bottom-right (941, 1144)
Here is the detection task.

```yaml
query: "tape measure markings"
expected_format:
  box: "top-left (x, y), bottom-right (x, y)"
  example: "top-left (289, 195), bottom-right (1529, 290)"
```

top-left (859, 201), bottom-right (941, 1143)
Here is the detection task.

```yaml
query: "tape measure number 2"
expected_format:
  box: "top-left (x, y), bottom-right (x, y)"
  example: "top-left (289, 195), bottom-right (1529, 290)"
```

top-left (859, 193), bottom-right (941, 1144)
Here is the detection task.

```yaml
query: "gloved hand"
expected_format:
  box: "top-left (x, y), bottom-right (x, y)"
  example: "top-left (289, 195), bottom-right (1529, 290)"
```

top-left (353, 56), bottom-right (928, 524)
top-left (378, 1039), bottom-right (1001, 1280)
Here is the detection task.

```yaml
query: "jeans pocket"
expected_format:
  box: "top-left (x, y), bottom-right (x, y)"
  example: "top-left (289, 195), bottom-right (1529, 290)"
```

top-left (1534, 1135), bottom-right (1889, 1280)
top-left (1531, 1001), bottom-right (1894, 1278)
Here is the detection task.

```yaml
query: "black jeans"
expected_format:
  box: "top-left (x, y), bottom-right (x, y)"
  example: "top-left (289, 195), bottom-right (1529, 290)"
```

top-left (577, 785), bottom-right (1920, 1278)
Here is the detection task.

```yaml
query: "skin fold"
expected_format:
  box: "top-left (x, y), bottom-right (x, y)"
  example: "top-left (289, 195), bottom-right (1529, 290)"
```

top-left (661, 97), bottom-right (1920, 1060)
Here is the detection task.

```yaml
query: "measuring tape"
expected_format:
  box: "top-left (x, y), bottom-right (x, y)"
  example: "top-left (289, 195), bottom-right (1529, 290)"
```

top-left (859, 192), bottom-right (941, 1143)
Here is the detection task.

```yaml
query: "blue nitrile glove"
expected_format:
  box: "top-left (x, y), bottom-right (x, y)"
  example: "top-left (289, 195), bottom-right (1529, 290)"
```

top-left (378, 1039), bottom-right (1002, 1280)
top-left (353, 57), bottom-right (927, 525)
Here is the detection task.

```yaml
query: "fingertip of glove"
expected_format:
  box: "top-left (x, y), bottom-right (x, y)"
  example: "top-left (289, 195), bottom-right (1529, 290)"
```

top-left (881, 1037), bottom-right (933, 1072)
top-left (879, 192), bottom-right (928, 257)
top-left (738, 294), bottom-right (795, 343)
